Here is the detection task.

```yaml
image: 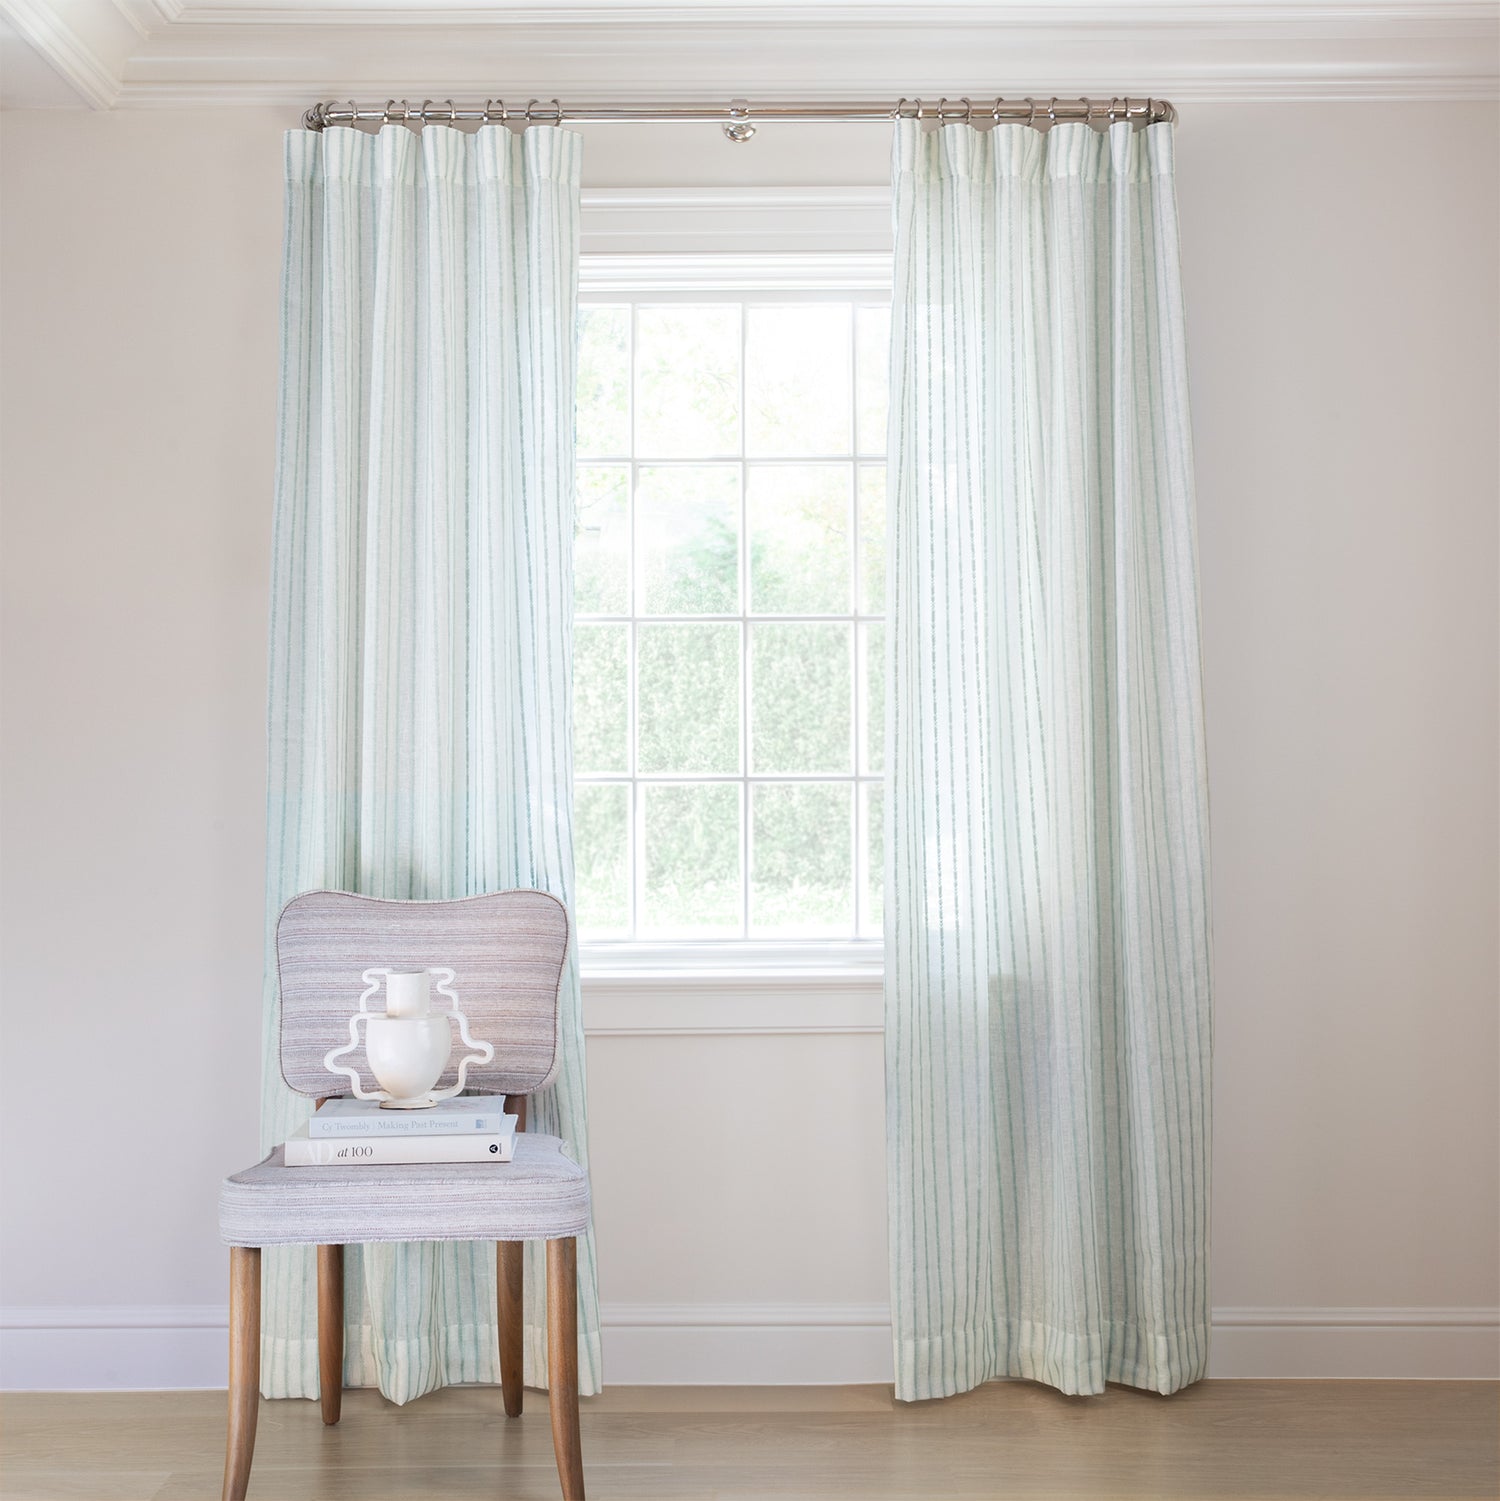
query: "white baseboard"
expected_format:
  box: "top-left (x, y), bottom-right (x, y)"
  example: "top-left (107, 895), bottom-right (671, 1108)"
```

top-left (1208, 1306), bottom-right (1500, 1379)
top-left (0, 1305), bottom-right (230, 1392)
top-left (602, 1303), bottom-right (895, 1385)
top-left (2, 1303), bottom-right (1494, 1391)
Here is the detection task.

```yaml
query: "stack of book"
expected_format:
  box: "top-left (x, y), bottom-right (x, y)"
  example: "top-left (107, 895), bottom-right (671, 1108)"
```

top-left (283, 1096), bottom-right (518, 1166)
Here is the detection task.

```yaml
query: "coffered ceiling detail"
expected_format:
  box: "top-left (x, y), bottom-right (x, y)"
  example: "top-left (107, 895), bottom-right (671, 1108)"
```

top-left (2, 1), bottom-right (1496, 110)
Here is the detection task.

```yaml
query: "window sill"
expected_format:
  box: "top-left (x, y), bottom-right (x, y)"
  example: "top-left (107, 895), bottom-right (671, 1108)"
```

top-left (580, 939), bottom-right (882, 980)
top-left (579, 942), bottom-right (885, 1036)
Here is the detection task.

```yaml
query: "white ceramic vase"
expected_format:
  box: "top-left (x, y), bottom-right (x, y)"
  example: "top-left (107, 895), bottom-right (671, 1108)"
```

top-left (365, 970), bottom-right (452, 1105)
top-left (321, 966), bottom-right (494, 1109)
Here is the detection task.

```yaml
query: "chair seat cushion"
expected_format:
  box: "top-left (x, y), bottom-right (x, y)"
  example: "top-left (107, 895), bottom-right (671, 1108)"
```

top-left (220, 1132), bottom-right (588, 1247)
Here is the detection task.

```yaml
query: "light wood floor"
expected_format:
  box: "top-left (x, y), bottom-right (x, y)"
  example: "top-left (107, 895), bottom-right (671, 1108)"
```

top-left (2, 1382), bottom-right (1495, 1500)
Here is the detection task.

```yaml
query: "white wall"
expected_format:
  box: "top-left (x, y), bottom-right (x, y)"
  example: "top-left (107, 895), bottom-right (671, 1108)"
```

top-left (1, 102), bottom-right (1496, 1389)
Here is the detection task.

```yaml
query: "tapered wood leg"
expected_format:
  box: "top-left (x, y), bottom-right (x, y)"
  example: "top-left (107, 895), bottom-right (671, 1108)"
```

top-left (497, 1240), bottom-right (525, 1416)
top-left (505, 1093), bottom-right (528, 1133)
top-left (222, 1246), bottom-right (260, 1501)
top-left (317, 1244), bottom-right (344, 1425)
top-left (546, 1236), bottom-right (585, 1500)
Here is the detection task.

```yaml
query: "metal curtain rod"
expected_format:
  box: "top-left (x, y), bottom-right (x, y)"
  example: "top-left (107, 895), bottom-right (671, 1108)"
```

top-left (302, 95), bottom-right (1177, 140)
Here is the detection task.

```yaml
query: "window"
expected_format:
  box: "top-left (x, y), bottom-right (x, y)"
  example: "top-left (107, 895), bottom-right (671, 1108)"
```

top-left (573, 292), bottom-right (889, 951)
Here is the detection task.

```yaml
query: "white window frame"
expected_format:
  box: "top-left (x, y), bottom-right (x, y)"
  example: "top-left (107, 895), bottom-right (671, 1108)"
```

top-left (575, 204), bottom-right (891, 1008)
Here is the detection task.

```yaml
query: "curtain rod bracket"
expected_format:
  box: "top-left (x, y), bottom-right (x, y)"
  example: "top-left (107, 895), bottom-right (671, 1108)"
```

top-left (722, 98), bottom-right (756, 143)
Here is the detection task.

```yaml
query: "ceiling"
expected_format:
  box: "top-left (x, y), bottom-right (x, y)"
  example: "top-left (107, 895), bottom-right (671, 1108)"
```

top-left (1, 1), bottom-right (1496, 112)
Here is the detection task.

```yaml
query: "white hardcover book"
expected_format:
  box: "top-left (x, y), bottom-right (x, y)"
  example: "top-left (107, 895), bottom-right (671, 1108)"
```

top-left (283, 1123), bottom-right (515, 1166)
top-left (309, 1096), bottom-right (513, 1138)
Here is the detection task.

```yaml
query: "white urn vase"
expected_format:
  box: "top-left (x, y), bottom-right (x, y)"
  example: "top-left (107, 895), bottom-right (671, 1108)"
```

top-left (365, 971), bottom-right (453, 1105)
top-left (322, 966), bottom-right (494, 1109)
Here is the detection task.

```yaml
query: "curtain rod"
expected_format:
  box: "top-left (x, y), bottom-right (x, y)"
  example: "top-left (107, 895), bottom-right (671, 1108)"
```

top-left (302, 96), bottom-right (1177, 139)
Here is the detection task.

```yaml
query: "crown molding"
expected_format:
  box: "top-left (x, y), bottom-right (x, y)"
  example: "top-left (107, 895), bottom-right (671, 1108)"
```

top-left (113, 0), bottom-right (184, 33)
top-left (121, 2), bottom-right (1500, 22)
top-left (3, 0), bottom-right (1496, 111)
top-left (0, 0), bottom-right (128, 105)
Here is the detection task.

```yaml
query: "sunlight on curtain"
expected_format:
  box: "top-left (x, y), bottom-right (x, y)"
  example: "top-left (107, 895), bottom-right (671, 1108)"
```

top-left (261, 122), bottom-right (601, 1404)
top-left (885, 117), bottom-right (1213, 1400)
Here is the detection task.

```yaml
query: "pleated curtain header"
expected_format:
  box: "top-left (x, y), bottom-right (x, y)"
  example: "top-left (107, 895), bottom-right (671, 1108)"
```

top-left (894, 117), bottom-right (1175, 185)
top-left (284, 122), bottom-right (584, 187)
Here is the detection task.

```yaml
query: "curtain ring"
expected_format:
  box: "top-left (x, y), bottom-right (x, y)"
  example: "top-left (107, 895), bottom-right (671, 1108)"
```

top-left (1047, 96), bottom-right (1058, 125)
top-left (991, 95), bottom-right (1003, 123)
top-left (960, 97), bottom-right (973, 124)
top-left (1081, 96), bottom-right (1093, 126)
top-left (525, 98), bottom-right (540, 122)
top-left (936, 96), bottom-right (949, 123)
top-left (1024, 96), bottom-right (1037, 128)
top-left (443, 99), bottom-right (457, 123)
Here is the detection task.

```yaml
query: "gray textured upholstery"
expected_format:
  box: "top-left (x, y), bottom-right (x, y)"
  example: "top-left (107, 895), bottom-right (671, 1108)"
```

top-left (276, 888), bottom-right (569, 1098)
top-left (224, 890), bottom-right (586, 1255)
top-left (220, 1132), bottom-right (588, 1247)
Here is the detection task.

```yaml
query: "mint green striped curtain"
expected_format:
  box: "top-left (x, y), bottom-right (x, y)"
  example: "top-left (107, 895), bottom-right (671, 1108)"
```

top-left (885, 118), bottom-right (1212, 1400)
top-left (261, 123), bottom-right (600, 1404)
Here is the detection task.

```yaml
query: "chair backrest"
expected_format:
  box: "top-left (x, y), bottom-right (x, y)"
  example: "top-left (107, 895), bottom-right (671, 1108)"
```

top-left (275, 889), bottom-right (569, 1099)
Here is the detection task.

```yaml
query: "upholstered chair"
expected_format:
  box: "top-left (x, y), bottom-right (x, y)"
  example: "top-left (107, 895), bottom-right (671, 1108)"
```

top-left (218, 889), bottom-right (588, 1501)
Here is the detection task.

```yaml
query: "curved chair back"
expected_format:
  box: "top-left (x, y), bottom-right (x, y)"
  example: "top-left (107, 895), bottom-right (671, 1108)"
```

top-left (275, 889), bottom-right (569, 1098)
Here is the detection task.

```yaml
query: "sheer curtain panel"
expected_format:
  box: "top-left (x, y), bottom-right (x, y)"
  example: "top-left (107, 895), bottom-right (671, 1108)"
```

top-left (261, 122), bottom-right (601, 1404)
top-left (885, 118), bottom-right (1212, 1400)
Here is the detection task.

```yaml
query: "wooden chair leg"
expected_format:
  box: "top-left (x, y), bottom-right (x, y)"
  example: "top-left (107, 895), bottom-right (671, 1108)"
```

top-left (546, 1236), bottom-right (585, 1500)
top-left (498, 1240), bottom-right (525, 1416)
top-left (222, 1245), bottom-right (261, 1501)
top-left (317, 1244), bottom-right (344, 1425)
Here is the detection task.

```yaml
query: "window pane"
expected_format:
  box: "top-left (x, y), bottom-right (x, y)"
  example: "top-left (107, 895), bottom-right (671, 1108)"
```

top-left (860, 781), bottom-right (883, 938)
top-left (745, 303), bottom-right (851, 457)
top-left (638, 623), bottom-right (740, 774)
top-left (576, 783), bottom-right (629, 935)
top-left (573, 293), bottom-right (889, 944)
top-left (576, 464), bottom-right (629, 616)
top-left (574, 624), bottom-right (628, 775)
top-left (747, 464), bottom-right (851, 615)
top-left (635, 305), bottom-right (740, 457)
top-left (637, 465), bottom-right (739, 615)
top-left (860, 621), bottom-right (885, 776)
top-left (750, 622), bottom-right (851, 774)
top-left (857, 464), bottom-right (886, 615)
top-left (578, 305), bottom-right (629, 458)
top-left (856, 304), bottom-right (890, 457)
top-left (751, 782), bottom-right (853, 936)
top-left (641, 782), bottom-right (741, 936)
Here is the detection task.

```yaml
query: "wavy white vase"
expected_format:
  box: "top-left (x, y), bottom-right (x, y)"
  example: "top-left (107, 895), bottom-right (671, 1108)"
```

top-left (322, 967), bottom-right (494, 1109)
